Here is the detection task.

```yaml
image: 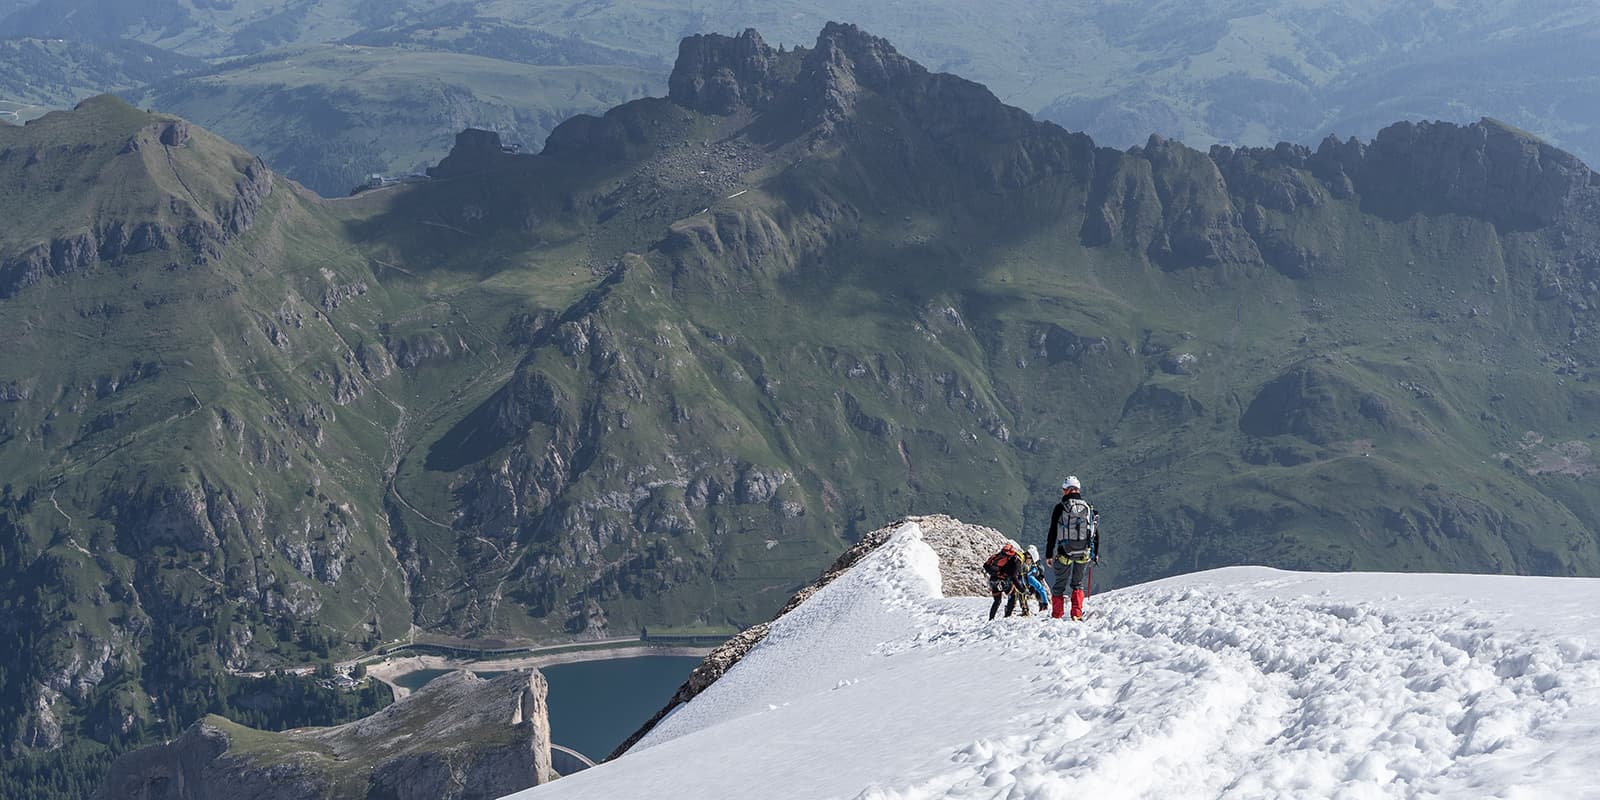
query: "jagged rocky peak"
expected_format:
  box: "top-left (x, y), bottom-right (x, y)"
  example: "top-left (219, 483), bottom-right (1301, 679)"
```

top-left (1084, 114), bottom-right (1600, 275)
top-left (428, 127), bottom-right (508, 178)
top-left (669, 28), bottom-right (784, 115)
top-left (808, 21), bottom-right (924, 88)
top-left (667, 22), bottom-right (926, 118)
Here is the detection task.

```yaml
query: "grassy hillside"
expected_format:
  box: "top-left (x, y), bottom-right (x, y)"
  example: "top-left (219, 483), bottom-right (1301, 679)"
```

top-left (342, 10), bottom-right (667, 71)
top-left (0, 37), bottom-right (203, 121)
top-left (6, 22), bottom-right (1600, 796)
top-left (135, 44), bottom-right (660, 196)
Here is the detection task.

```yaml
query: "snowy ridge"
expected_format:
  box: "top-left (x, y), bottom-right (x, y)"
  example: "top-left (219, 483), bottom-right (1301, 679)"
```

top-left (508, 521), bottom-right (1600, 799)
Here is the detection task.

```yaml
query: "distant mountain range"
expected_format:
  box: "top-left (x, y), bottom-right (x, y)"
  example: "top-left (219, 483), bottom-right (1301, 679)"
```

top-left (133, 44), bottom-right (658, 196)
top-left (7, 16), bottom-right (1600, 799)
top-left (3, 0), bottom-right (1599, 167)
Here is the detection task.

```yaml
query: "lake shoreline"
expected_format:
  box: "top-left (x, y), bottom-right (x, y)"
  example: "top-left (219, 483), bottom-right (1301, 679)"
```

top-left (369, 644), bottom-right (713, 699)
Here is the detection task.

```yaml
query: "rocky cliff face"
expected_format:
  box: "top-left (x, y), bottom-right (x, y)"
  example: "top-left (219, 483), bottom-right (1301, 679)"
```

top-left (669, 28), bottom-right (789, 116)
top-left (1330, 118), bottom-right (1596, 231)
top-left (94, 670), bottom-right (551, 800)
top-left (1085, 116), bottom-right (1600, 278)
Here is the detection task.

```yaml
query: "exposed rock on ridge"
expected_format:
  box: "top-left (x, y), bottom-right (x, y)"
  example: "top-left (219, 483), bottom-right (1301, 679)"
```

top-left (1084, 134), bottom-right (1263, 269)
top-left (427, 127), bottom-right (505, 179)
top-left (658, 24), bottom-right (1597, 279)
top-left (669, 28), bottom-right (786, 116)
top-left (1334, 118), bottom-right (1595, 230)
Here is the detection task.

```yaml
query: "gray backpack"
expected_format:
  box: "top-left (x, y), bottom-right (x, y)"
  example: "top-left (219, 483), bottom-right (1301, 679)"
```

top-left (1058, 498), bottom-right (1096, 557)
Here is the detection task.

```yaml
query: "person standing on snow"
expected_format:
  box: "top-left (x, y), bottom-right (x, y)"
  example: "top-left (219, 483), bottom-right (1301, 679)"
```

top-left (1046, 476), bottom-right (1099, 620)
top-left (1022, 545), bottom-right (1050, 614)
top-left (982, 540), bottom-right (1026, 620)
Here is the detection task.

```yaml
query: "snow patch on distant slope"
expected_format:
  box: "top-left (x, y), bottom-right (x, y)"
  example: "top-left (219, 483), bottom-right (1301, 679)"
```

top-left (508, 522), bottom-right (1600, 800)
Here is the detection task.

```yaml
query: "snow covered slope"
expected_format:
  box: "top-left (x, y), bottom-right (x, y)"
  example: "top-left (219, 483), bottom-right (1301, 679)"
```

top-left (507, 521), bottom-right (1600, 799)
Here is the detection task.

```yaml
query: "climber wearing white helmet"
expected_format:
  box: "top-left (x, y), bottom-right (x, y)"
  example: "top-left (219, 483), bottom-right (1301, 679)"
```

top-left (1020, 544), bottom-right (1049, 613)
top-left (1045, 475), bottom-right (1099, 620)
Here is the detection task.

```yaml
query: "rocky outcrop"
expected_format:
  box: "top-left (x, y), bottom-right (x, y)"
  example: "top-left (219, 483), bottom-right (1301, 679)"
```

top-left (0, 219), bottom-right (171, 298)
top-left (669, 28), bottom-right (786, 116)
top-left (385, 331), bottom-right (455, 369)
top-left (1078, 115), bottom-right (1599, 273)
top-left (94, 670), bottom-right (552, 800)
top-left (1083, 134), bottom-right (1263, 269)
top-left (123, 484), bottom-right (225, 552)
top-left (211, 155), bottom-right (274, 241)
top-left (795, 22), bottom-right (934, 138)
top-left (159, 121), bottom-right (191, 147)
top-left (427, 128), bottom-right (509, 178)
top-left (489, 369), bottom-right (568, 440)
top-left (1240, 363), bottom-right (1413, 445)
top-left (609, 514), bottom-right (1008, 759)
top-left (1318, 118), bottom-right (1596, 231)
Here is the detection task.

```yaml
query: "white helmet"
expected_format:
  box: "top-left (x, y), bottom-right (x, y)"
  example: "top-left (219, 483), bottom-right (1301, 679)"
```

top-left (1026, 544), bottom-right (1039, 561)
top-left (1063, 475), bottom-right (1082, 491)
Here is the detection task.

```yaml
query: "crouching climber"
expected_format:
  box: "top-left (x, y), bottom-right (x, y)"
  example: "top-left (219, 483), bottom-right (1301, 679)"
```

top-left (1022, 545), bottom-right (1050, 614)
top-left (982, 540), bottom-right (1026, 620)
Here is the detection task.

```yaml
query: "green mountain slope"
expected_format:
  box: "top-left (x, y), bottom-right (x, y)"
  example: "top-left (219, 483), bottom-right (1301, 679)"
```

top-left (134, 44), bottom-right (659, 197)
top-left (0, 96), bottom-right (407, 795)
top-left (0, 37), bottom-right (204, 123)
top-left (0, 0), bottom-right (393, 54)
top-left (7, 22), bottom-right (1600, 795)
